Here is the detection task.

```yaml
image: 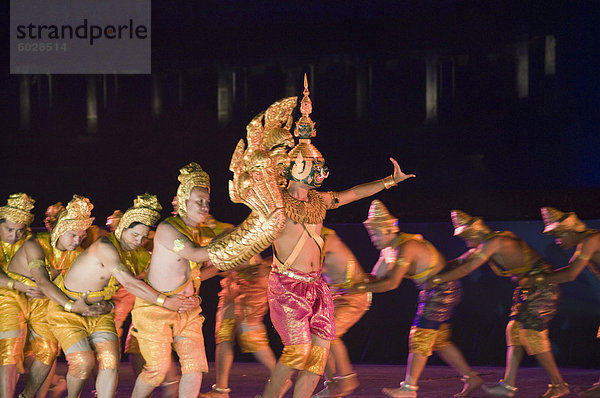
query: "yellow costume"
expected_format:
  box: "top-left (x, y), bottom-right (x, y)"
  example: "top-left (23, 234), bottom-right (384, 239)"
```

top-left (215, 255), bottom-right (271, 353)
top-left (132, 174), bottom-right (215, 386)
top-left (0, 193), bottom-right (37, 370)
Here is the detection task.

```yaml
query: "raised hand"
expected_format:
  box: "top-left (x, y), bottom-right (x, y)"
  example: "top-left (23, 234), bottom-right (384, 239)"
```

top-left (390, 157), bottom-right (416, 184)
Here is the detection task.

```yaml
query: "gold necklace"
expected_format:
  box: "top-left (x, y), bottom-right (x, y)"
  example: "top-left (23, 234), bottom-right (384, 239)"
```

top-left (284, 190), bottom-right (326, 225)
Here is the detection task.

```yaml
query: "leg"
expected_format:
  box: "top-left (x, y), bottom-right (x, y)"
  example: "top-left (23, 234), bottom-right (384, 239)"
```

top-left (20, 359), bottom-right (53, 398)
top-left (404, 352), bottom-right (428, 386)
top-left (293, 336), bottom-right (330, 398)
top-left (91, 336), bottom-right (120, 398)
top-left (173, 336), bottom-right (207, 398)
top-left (0, 364), bottom-right (18, 398)
top-left (263, 362), bottom-right (296, 398)
top-left (213, 341), bottom-right (234, 391)
top-left (436, 344), bottom-right (483, 397)
top-left (178, 372), bottom-right (202, 398)
top-left (238, 323), bottom-right (276, 371)
top-left (64, 347), bottom-right (96, 398)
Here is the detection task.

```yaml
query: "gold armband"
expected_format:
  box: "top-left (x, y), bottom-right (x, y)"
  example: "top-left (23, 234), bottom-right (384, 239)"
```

top-left (327, 191), bottom-right (340, 210)
top-left (383, 175), bottom-right (397, 190)
top-left (64, 300), bottom-right (74, 312)
top-left (355, 283), bottom-right (367, 292)
top-left (156, 293), bottom-right (167, 307)
top-left (430, 276), bottom-right (442, 287)
top-left (28, 259), bottom-right (46, 270)
top-left (111, 263), bottom-right (129, 276)
top-left (6, 279), bottom-right (15, 290)
top-left (173, 238), bottom-right (186, 253)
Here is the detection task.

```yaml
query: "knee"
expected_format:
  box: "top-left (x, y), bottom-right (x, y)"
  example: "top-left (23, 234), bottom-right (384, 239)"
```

top-left (140, 361), bottom-right (171, 387)
top-left (94, 341), bottom-right (120, 370)
top-left (279, 343), bottom-right (312, 370)
top-left (304, 345), bottom-right (329, 375)
top-left (409, 327), bottom-right (436, 357)
top-left (65, 351), bottom-right (96, 380)
top-left (238, 328), bottom-right (269, 353)
top-left (215, 318), bottom-right (236, 345)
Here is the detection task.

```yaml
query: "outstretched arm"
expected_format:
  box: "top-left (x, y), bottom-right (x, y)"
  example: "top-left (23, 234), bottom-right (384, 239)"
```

top-left (529, 237), bottom-right (599, 285)
top-left (351, 246), bottom-right (412, 293)
top-left (426, 241), bottom-right (497, 289)
top-left (325, 158), bottom-right (415, 209)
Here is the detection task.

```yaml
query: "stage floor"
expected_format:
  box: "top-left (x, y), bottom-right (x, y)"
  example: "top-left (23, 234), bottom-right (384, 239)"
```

top-left (20, 361), bottom-right (599, 397)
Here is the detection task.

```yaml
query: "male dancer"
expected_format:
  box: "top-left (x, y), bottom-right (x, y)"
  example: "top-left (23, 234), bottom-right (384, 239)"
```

top-left (260, 76), bottom-right (415, 398)
top-left (353, 200), bottom-right (482, 398)
top-left (312, 227), bottom-right (371, 397)
top-left (200, 254), bottom-right (276, 398)
top-left (522, 207), bottom-right (600, 397)
top-left (131, 164), bottom-right (228, 398)
top-left (44, 194), bottom-right (194, 398)
top-left (427, 210), bottom-right (569, 398)
top-left (7, 195), bottom-right (108, 398)
top-left (0, 193), bottom-right (36, 397)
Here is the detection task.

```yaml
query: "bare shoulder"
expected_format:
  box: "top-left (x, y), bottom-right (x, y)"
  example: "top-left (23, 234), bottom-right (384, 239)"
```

top-left (583, 232), bottom-right (600, 249)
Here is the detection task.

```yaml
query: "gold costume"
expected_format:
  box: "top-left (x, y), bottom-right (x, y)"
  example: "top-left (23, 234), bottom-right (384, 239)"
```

top-left (215, 256), bottom-right (271, 353)
top-left (206, 97), bottom-right (301, 270)
top-left (131, 211), bottom-right (217, 386)
top-left (0, 193), bottom-right (35, 369)
top-left (131, 296), bottom-right (207, 386)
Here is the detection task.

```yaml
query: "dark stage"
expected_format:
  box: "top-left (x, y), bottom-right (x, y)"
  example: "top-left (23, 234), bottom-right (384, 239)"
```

top-left (17, 361), bottom-right (599, 397)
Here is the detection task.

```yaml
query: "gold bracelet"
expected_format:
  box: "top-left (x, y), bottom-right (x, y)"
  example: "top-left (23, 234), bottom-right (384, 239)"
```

top-left (64, 300), bottom-right (74, 312)
top-left (355, 283), bottom-right (367, 292)
top-left (156, 293), bottom-right (167, 306)
top-left (431, 276), bottom-right (442, 287)
top-left (382, 175), bottom-right (397, 190)
top-left (534, 274), bottom-right (545, 284)
top-left (6, 279), bottom-right (15, 290)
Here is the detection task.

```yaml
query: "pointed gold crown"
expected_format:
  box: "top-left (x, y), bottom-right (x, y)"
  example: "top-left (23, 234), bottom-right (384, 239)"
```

top-left (177, 162), bottom-right (210, 218)
top-left (363, 200), bottom-right (399, 233)
top-left (0, 193), bottom-right (35, 226)
top-left (105, 210), bottom-right (124, 232)
top-left (288, 74), bottom-right (324, 167)
top-left (451, 209), bottom-right (490, 236)
top-left (541, 207), bottom-right (586, 233)
top-left (44, 202), bottom-right (65, 232)
top-left (115, 193), bottom-right (162, 241)
top-left (51, 195), bottom-right (95, 247)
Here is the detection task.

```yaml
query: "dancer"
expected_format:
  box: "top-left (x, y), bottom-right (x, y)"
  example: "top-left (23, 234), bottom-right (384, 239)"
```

top-left (352, 200), bottom-right (482, 398)
top-left (199, 254), bottom-right (275, 398)
top-left (44, 194), bottom-right (195, 398)
top-left (520, 207), bottom-right (600, 397)
top-left (259, 76), bottom-right (415, 398)
top-left (0, 193), bottom-right (37, 397)
top-left (312, 227), bottom-right (371, 398)
top-left (426, 210), bottom-right (569, 398)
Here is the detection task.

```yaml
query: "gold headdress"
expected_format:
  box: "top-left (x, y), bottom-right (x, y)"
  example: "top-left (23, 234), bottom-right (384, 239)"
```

top-left (115, 193), bottom-right (162, 241)
top-left (105, 210), bottom-right (124, 233)
top-left (451, 210), bottom-right (490, 237)
top-left (541, 207), bottom-right (586, 233)
top-left (176, 162), bottom-right (210, 218)
top-left (51, 195), bottom-right (95, 248)
top-left (0, 193), bottom-right (35, 226)
top-left (285, 75), bottom-right (328, 187)
top-left (363, 200), bottom-right (399, 234)
top-left (44, 202), bottom-right (65, 232)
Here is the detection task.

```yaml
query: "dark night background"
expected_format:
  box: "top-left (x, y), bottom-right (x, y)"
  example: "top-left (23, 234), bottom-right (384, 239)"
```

top-left (2, 0), bottom-right (600, 367)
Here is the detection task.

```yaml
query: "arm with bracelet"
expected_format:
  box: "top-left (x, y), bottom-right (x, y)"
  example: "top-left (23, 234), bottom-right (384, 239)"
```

top-left (352, 246), bottom-right (413, 293)
top-left (322, 157), bottom-right (415, 210)
top-left (426, 240), bottom-right (498, 290)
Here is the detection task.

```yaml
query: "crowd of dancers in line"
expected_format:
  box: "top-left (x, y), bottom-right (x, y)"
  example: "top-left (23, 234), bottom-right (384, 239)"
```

top-left (1, 78), bottom-right (599, 398)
